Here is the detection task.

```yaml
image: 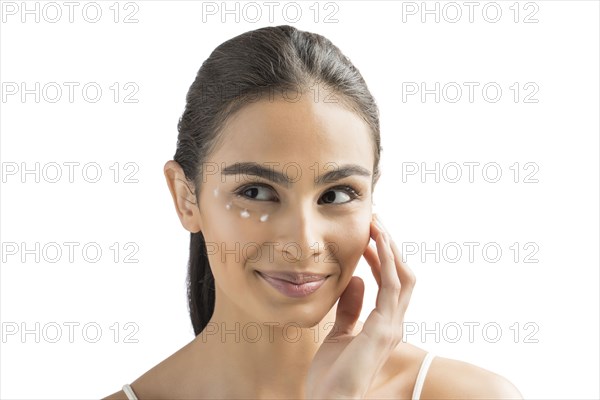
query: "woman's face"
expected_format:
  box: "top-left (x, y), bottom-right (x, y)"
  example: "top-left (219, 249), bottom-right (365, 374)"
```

top-left (197, 93), bottom-right (376, 327)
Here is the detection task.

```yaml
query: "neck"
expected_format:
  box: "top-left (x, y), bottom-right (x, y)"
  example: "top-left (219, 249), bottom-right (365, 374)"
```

top-left (191, 286), bottom-right (341, 399)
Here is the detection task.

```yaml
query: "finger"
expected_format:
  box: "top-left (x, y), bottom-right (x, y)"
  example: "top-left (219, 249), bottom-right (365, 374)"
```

top-left (388, 237), bottom-right (417, 312)
top-left (363, 244), bottom-right (381, 288)
top-left (329, 276), bottom-right (365, 338)
top-left (363, 232), bottom-right (382, 288)
top-left (373, 215), bottom-right (416, 314)
top-left (373, 228), bottom-right (400, 318)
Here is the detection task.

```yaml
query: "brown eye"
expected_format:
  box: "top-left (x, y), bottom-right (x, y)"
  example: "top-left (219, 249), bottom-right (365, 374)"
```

top-left (235, 184), bottom-right (278, 202)
top-left (319, 186), bottom-right (360, 205)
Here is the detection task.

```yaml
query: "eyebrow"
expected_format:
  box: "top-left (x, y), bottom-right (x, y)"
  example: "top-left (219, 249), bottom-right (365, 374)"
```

top-left (221, 162), bottom-right (371, 188)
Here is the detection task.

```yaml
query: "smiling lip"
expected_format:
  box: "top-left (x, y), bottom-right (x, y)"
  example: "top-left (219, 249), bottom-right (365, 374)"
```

top-left (257, 271), bottom-right (329, 298)
top-left (257, 271), bottom-right (329, 284)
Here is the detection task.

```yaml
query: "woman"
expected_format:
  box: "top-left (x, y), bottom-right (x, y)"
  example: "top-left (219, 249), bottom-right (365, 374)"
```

top-left (104, 25), bottom-right (523, 399)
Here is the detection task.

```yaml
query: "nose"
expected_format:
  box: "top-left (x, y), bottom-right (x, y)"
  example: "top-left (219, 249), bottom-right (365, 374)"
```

top-left (275, 202), bottom-right (326, 265)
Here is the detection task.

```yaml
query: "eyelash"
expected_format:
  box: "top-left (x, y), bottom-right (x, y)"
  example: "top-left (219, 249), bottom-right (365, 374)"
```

top-left (233, 183), bottom-right (363, 204)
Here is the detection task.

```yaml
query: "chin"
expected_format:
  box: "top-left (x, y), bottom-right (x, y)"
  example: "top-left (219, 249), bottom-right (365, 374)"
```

top-left (263, 304), bottom-right (331, 330)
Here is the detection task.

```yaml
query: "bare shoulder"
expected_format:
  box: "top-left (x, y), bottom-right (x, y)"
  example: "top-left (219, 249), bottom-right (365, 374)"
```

top-left (369, 341), bottom-right (523, 400)
top-left (102, 389), bottom-right (128, 400)
top-left (420, 354), bottom-right (523, 399)
top-left (99, 337), bottom-right (201, 400)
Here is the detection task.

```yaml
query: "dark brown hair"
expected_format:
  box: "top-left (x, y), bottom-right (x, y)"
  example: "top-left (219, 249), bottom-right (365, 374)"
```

top-left (173, 25), bottom-right (381, 336)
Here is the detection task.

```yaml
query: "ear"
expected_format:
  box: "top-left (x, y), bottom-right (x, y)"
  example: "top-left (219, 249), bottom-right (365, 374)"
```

top-left (164, 160), bottom-right (202, 233)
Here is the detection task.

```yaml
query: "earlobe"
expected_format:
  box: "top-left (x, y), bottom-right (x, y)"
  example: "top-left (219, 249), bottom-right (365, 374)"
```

top-left (163, 160), bottom-right (203, 233)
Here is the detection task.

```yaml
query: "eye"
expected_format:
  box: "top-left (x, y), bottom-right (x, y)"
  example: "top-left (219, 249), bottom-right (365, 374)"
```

top-left (233, 183), bottom-right (362, 204)
top-left (234, 184), bottom-right (278, 202)
top-left (319, 185), bottom-right (362, 205)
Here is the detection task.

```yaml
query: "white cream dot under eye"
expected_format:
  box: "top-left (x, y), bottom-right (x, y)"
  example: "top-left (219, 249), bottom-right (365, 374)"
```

top-left (214, 184), bottom-right (270, 223)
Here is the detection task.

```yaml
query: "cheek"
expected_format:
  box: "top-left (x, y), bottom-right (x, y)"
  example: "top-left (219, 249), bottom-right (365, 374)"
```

top-left (329, 214), bottom-right (371, 271)
top-left (203, 185), bottom-right (274, 266)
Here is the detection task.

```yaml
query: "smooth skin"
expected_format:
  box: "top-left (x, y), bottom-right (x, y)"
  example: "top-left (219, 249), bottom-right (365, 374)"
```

top-left (104, 92), bottom-right (523, 399)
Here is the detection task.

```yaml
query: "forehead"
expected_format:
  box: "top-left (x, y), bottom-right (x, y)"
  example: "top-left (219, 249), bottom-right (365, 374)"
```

top-left (208, 95), bottom-right (375, 174)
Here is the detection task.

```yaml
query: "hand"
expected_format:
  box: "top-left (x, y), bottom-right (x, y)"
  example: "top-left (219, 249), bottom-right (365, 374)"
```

top-left (304, 214), bottom-right (416, 399)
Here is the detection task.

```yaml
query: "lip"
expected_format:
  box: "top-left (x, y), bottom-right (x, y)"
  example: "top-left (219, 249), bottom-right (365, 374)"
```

top-left (257, 270), bottom-right (330, 284)
top-left (257, 271), bottom-right (329, 298)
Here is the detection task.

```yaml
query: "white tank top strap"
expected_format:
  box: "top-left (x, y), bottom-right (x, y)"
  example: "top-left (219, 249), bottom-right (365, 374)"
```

top-left (411, 352), bottom-right (436, 400)
top-left (122, 383), bottom-right (139, 400)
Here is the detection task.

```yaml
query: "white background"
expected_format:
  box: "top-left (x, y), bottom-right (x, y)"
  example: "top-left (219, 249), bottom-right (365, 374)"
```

top-left (1, 1), bottom-right (598, 398)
